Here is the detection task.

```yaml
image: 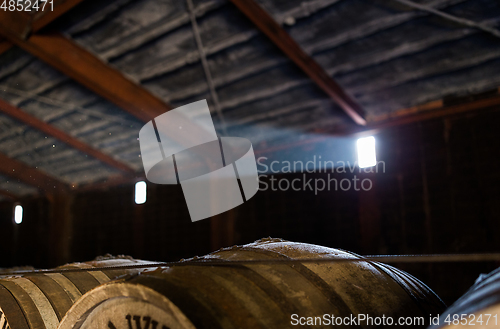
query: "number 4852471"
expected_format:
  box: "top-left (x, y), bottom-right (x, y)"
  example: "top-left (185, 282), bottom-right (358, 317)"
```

top-left (445, 313), bottom-right (498, 326)
top-left (1, 0), bottom-right (54, 11)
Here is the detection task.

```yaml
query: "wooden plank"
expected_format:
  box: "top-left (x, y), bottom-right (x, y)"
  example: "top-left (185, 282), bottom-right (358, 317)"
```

top-left (133, 203), bottom-right (145, 258)
top-left (45, 273), bottom-right (82, 303)
top-left (0, 152), bottom-right (69, 192)
top-left (27, 275), bottom-right (74, 321)
top-left (61, 272), bottom-right (100, 295)
top-left (0, 0), bottom-right (87, 55)
top-left (0, 98), bottom-right (136, 175)
top-left (8, 277), bottom-right (60, 329)
top-left (228, 0), bottom-right (367, 125)
top-left (0, 284), bottom-right (30, 329)
top-left (0, 280), bottom-right (46, 329)
top-left (47, 193), bottom-right (74, 266)
top-left (368, 100), bottom-right (444, 123)
top-left (369, 93), bottom-right (500, 130)
top-left (210, 210), bottom-right (235, 251)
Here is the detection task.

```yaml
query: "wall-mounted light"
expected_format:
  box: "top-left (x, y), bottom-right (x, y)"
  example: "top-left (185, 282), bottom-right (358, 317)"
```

top-left (135, 181), bottom-right (147, 204)
top-left (357, 136), bottom-right (377, 168)
top-left (14, 204), bottom-right (23, 224)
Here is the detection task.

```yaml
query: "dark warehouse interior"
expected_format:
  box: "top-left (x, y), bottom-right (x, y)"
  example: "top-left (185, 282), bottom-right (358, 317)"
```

top-left (0, 0), bottom-right (500, 327)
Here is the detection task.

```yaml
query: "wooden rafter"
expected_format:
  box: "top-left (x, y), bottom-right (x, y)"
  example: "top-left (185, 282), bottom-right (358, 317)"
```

top-left (0, 152), bottom-right (68, 192)
top-left (0, 189), bottom-right (20, 201)
top-left (0, 98), bottom-right (136, 175)
top-left (0, 0), bottom-right (87, 55)
top-left (0, 28), bottom-right (171, 122)
top-left (369, 91), bottom-right (500, 129)
top-left (228, 0), bottom-right (367, 125)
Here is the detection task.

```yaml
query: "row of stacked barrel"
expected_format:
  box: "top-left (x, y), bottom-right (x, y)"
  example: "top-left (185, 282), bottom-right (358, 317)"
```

top-left (0, 256), bottom-right (153, 329)
top-left (0, 239), bottom-right (498, 328)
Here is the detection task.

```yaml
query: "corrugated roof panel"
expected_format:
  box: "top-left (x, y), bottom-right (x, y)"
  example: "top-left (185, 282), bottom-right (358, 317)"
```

top-left (70, 0), bottom-right (190, 55)
top-left (109, 2), bottom-right (255, 80)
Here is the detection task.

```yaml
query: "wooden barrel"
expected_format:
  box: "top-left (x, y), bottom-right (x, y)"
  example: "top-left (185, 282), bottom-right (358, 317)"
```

top-left (58, 239), bottom-right (446, 329)
top-left (430, 266), bottom-right (500, 328)
top-left (0, 256), bottom-right (152, 329)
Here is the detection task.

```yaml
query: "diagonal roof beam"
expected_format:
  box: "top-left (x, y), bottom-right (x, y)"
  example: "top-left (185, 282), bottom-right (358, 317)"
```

top-left (228, 0), bottom-right (367, 125)
top-left (0, 98), bottom-right (136, 175)
top-left (23, 32), bottom-right (171, 122)
top-left (0, 21), bottom-right (171, 122)
top-left (0, 0), bottom-right (87, 55)
top-left (0, 152), bottom-right (69, 192)
top-left (368, 92), bottom-right (500, 129)
top-left (0, 189), bottom-right (21, 201)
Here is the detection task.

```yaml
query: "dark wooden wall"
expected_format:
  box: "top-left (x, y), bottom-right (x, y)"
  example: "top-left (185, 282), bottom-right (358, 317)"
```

top-left (1, 108), bottom-right (499, 306)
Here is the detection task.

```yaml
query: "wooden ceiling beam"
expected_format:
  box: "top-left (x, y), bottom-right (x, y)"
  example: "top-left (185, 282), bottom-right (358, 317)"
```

top-left (0, 189), bottom-right (21, 201)
top-left (0, 98), bottom-right (136, 175)
top-left (368, 92), bottom-right (500, 131)
top-left (228, 0), bottom-right (367, 126)
top-left (0, 0), bottom-right (87, 55)
top-left (0, 152), bottom-right (69, 192)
